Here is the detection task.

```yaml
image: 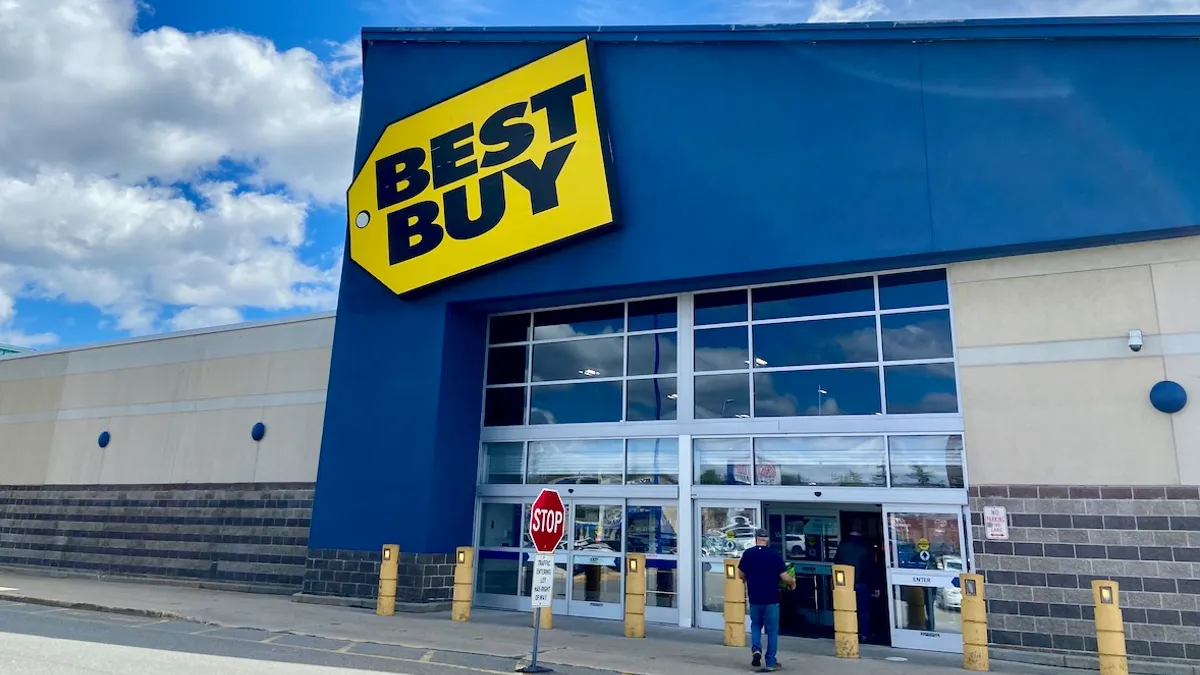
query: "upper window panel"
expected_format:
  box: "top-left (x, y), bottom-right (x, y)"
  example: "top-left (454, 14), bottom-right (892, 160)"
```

top-left (752, 277), bottom-right (875, 321)
top-left (881, 310), bottom-right (954, 362)
top-left (533, 304), bottom-right (624, 340)
top-left (878, 269), bottom-right (949, 310)
top-left (695, 290), bottom-right (748, 326)
top-left (752, 316), bottom-right (878, 368)
top-left (531, 337), bottom-right (623, 382)
top-left (628, 298), bottom-right (678, 332)
top-left (489, 313), bottom-right (531, 344)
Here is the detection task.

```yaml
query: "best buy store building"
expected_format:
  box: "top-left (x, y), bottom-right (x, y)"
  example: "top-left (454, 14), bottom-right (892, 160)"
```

top-left (311, 17), bottom-right (1200, 660)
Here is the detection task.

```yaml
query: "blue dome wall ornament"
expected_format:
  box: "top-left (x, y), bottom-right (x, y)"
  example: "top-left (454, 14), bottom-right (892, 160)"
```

top-left (98, 431), bottom-right (111, 448)
top-left (1150, 380), bottom-right (1187, 414)
top-left (251, 422), bottom-right (267, 442)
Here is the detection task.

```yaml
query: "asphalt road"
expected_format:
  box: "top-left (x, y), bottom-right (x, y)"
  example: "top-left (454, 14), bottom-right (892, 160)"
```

top-left (0, 599), bottom-right (613, 675)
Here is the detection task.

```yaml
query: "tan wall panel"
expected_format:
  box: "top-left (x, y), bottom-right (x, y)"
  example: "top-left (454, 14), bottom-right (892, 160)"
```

top-left (182, 355), bottom-right (272, 400)
top-left (961, 359), bottom-right (1178, 486)
top-left (252, 403), bottom-right (326, 482)
top-left (44, 418), bottom-right (109, 484)
top-left (0, 421), bottom-right (55, 484)
top-left (0, 376), bottom-right (65, 416)
top-left (171, 408), bottom-right (262, 483)
top-left (98, 413), bottom-right (183, 485)
top-left (951, 265), bottom-right (1160, 348)
top-left (1151, 260), bottom-right (1200, 335)
top-left (1166, 354), bottom-right (1200, 485)
top-left (265, 348), bottom-right (332, 395)
top-left (949, 236), bottom-right (1200, 284)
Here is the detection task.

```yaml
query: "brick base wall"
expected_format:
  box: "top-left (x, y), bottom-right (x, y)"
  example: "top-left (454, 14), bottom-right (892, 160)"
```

top-left (0, 483), bottom-right (314, 592)
top-left (970, 485), bottom-right (1200, 663)
top-left (302, 549), bottom-right (455, 604)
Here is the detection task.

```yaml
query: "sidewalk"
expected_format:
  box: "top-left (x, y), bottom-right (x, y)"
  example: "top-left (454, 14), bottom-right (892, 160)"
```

top-left (0, 568), bottom-right (1070, 675)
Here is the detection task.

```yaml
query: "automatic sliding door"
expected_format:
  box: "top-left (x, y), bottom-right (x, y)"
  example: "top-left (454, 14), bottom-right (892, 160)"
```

top-left (883, 506), bottom-right (966, 653)
top-left (695, 502), bottom-right (760, 631)
top-left (569, 501), bottom-right (624, 620)
top-left (627, 501), bottom-right (680, 625)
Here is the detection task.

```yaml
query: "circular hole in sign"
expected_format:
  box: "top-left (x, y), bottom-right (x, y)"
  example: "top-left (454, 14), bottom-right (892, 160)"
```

top-left (98, 431), bottom-right (111, 449)
top-left (354, 211), bottom-right (370, 228)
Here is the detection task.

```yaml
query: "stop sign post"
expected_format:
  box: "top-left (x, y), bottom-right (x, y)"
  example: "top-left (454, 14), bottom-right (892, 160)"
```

top-left (520, 489), bottom-right (566, 674)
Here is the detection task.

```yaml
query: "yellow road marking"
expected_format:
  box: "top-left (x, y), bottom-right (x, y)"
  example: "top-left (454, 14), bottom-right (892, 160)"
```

top-left (421, 649), bottom-right (437, 662)
top-left (335, 642), bottom-right (356, 653)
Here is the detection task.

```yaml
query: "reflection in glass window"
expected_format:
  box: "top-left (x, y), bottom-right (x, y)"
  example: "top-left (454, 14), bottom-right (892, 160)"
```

top-left (754, 368), bottom-right (882, 417)
top-left (489, 313), bottom-right (530, 344)
top-left (529, 381), bottom-right (622, 424)
top-left (526, 439), bottom-right (623, 485)
top-left (878, 269), bottom-right (949, 310)
top-left (695, 374), bottom-right (750, 419)
top-left (626, 438), bottom-right (680, 485)
top-left (627, 505), bottom-right (680, 554)
top-left (752, 276), bottom-right (875, 321)
top-left (889, 435), bottom-right (965, 488)
top-left (888, 511), bottom-right (963, 570)
top-left (477, 550), bottom-right (521, 595)
top-left (694, 326), bottom-right (750, 372)
top-left (531, 337), bottom-right (623, 381)
top-left (646, 560), bottom-right (678, 608)
top-left (698, 505), bottom-right (758, 557)
top-left (627, 333), bottom-right (677, 376)
top-left (752, 316), bottom-right (878, 368)
top-left (484, 387), bottom-right (525, 426)
top-left (573, 503), bottom-right (624, 552)
top-left (629, 297), bottom-right (678, 332)
top-left (695, 290), bottom-right (748, 325)
top-left (626, 378), bottom-right (677, 422)
top-left (481, 443), bottom-right (523, 484)
top-left (533, 304), bottom-right (624, 340)
top-left (694, 438), bottom-right (752, 485)
top-left (884, 364), bottom-right (958, 414)
top-left (478, 502), bottom-right (522, 547)
top-left (881, 310), bottom-right (954, 361)
top-left (486, 345), bottom-right (527, 385)
top-left (753, 436), bottom-right (886, 487)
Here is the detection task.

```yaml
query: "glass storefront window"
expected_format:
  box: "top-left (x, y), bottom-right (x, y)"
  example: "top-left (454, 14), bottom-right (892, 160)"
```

top-left (889, 435), bottom-right (965, 488)
top-left (751, 316), bottom-right (877, 368)
top-left (888, 512), bottom-right (963, 570)
top-left (534, 304), bottom-right (624, 340)
top-left (526, 439), bottom-right (623, 485)
top-left (694, 290), bottom-right (748, 326)
top-left (883, 363), bottom-right (958, 414)
top-left (573, 503), bottom-right (623, 552)
top-left (483, 387), bottom-right (525, 426)
top-left (486, 345), bottom-right (527, 385)
top-left (646, 560), bottom-right (678, 608)
top-left (488, 313), bottom-right (531, 345)
top-left (529, 381), bottom-right (623, 424)
top-left (751, 276), bottom-right (875, 321)
top-left (626, 438), bottom-right (680, 485)
top-left (476, 551), bottom-right (520, 595)
top-left (694, 326), bottom-right (749, 372)
top-left (626, 378), bottom-right (677, 422)
top-left (753, 436), bottom-right (887, 487)
top-left (754, 368), bottom-right (882, 417)
top-left (626, 505), bottom-right (679, 554)
top-left (478, 502), bottom-right (522, 548)
top-left (698, 506), bottom-right (758, 557)
top-left (695, 373), bottom-right (750, 419)
top-left (481, 443), bottom-right (523, 485)
top-left (694, 438), bottom-right (753, 485)
top-left (627, 333), bottom-right (677, 376)
top-left (880, 310), bottom-right (954, 361)
top-left (531, 337), bottom-right (624, 382)
top-left (878, 269), bottom-right (949, 310)
top-left (629, 297), bottom-right (677, 332)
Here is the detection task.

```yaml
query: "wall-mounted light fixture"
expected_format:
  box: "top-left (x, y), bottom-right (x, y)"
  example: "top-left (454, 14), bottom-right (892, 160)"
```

top-left (98, 431), bottom-right (111, 449)
top-left (251, 422), bottom-right (266, 442)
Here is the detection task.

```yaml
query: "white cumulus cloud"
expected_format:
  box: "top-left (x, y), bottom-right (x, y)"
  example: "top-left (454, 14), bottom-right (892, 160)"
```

top-left (0, 0), bottom-right (359, 346)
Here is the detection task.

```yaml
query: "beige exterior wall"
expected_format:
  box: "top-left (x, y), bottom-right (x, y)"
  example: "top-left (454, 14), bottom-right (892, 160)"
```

top-left (951, 236), bottom-right (1200, 486)
top-left (0, 313), bottom-right (334, 486)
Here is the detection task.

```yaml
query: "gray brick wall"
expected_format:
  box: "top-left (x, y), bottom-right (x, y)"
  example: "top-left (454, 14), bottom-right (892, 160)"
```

top-left (303, 549), bottom-right (454, 604)
top-left (970, 485), bottom-right (1200, 662)
top-left (0, 483), bottom-right (314, 592)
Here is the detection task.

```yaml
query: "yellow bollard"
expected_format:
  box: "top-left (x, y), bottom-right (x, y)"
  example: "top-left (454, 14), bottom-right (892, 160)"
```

top-left (451, 546), bottom-right (474, 622)
top-left (960, 573), bottom-right (989, 671)
top-left (376, 544), bottom-right (399, 616)
top-left (625, 554), bottom-right (647, 638)
top-left (832, 564), bottom-right (859, 659)
top-left (1093, 580), bottom-right (1128, 675)
top-left (723, 560), bottom-right (747, 647)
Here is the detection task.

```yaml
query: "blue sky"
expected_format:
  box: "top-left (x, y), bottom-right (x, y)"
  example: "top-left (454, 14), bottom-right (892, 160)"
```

top-left (1, 0), bottom-right (1196, 350)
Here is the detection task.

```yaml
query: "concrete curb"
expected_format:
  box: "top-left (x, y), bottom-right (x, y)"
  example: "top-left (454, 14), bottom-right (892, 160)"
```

top-left (0, 593), bottom-right (194, 623)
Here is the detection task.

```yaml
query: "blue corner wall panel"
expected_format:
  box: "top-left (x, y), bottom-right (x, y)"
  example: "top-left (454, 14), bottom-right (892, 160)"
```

top-left (312, 22), bottom-right (1200, 554)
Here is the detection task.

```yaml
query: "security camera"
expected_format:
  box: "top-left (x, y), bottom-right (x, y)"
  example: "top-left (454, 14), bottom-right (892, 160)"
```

top-left (814, 491), bottom-right (823, 498)
top-left (1128, 329), bottom-right (1144, 353)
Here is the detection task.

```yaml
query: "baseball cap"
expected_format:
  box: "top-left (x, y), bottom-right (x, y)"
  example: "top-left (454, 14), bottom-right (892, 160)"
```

top-left (754, 528), bottom-right (768, 538)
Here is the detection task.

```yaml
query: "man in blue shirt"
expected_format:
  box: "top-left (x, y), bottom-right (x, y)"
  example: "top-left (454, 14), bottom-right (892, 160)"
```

top-left (738, 529), bottom-right (796, 670)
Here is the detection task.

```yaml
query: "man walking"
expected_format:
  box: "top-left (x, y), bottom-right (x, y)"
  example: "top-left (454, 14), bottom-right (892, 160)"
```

top-left (738, 528), bottom-right (797, 670)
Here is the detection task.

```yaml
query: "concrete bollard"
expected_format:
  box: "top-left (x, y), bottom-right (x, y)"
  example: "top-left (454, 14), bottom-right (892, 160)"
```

top-left (624, 553), bottom-right (647, 638)
top-left (723, 560), bottom-right (747, 648)
top-left (1093, 580), bottom-right (1128, 675)
top-left (376, 544), bottom-right (399, 617)
top-left (832, 564), bottom-right (859, 659)
top-left (960, 573), bottom-right (989, 671)
top-left (451, 546), bottom-right (474, 622)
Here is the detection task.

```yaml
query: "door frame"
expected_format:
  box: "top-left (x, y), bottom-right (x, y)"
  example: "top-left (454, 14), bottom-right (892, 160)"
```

top-left (627, 498), bottom-right (681, 625)
top-left (881, 504), bottom-right (967, 653)
top-left (694, 499), bottom-right (761, 631)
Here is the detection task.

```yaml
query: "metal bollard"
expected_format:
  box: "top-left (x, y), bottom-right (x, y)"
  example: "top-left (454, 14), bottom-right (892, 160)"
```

top-left (624, 554), bottom-right (647, 638)
top-left (1093, 580), bottom-right (1128, 675)
top-left (832, 564), bottom-right (859, 659)
top-left (377, 544), bottom-right (399, 616)
top-left (452, 546), bottom-right (474, 622)
top-left (723, 560), bottom-right (747, 647)
top-left (960, 573), bottom-right (989, 671)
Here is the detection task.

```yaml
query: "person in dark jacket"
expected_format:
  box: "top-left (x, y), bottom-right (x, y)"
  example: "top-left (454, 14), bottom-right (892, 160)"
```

top-left (739, 529), bottom-right (797, 670)
top-left (833, 519), bottom-right (877, 642)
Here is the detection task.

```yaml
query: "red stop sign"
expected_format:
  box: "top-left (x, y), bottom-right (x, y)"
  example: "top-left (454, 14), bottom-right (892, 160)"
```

top-left (528, 489), bottom-right (566, 553)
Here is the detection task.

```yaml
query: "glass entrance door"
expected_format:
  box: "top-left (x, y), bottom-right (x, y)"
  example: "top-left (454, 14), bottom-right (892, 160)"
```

top-left (566, 500), bottom-right (625, 620)
top-left (695, 501), bottom-right (761, 630)
top-left (882, 506), bottom-right (966, 653)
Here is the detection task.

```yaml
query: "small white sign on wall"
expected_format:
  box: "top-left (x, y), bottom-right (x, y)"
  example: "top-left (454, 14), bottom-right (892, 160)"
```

top-left (983, 506), bottom-right (1009, 540)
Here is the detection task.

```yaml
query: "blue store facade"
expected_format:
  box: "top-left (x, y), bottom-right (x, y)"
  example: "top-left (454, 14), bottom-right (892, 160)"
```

top-left (305, 16), bottom-right (1200, 657)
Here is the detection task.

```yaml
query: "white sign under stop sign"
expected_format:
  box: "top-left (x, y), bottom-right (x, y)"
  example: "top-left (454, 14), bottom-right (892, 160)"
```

top-left (531, 553), bottom-right (555, 608)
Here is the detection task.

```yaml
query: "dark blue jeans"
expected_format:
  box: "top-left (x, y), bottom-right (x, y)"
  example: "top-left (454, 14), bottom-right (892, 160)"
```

top-left (749, 602), bottom-right (780, 667)
top-left (855, 583), bottom-right (873, 640)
